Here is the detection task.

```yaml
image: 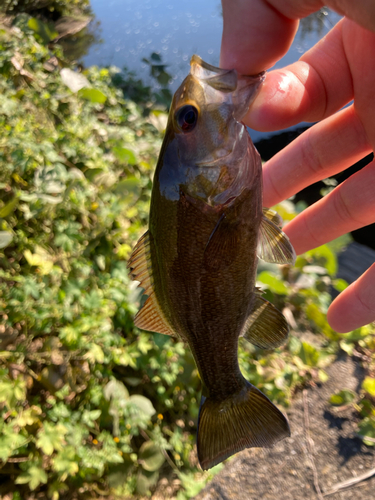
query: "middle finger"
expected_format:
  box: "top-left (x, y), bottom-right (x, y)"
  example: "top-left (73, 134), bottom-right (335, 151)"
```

top-left (262, 104), bottom-right (372, 207)
top-left (283, 159), bottom-right (375, 254)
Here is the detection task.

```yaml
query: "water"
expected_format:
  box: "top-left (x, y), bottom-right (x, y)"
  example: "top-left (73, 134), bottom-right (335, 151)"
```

top-left (83, 0), bottom-right (224, 85)
top-left (83, 1), bottom-right (342, 141)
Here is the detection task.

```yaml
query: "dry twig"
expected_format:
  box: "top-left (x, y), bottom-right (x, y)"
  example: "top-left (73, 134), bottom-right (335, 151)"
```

top-left (322, 467), bottom-right (375, 497)
top-left (303, 389), bottom-right (324, 500)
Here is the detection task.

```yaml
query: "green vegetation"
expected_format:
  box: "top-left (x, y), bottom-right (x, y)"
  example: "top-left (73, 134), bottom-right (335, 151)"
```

top-left (0, 6), bottom-right (374, 500)
top-left (1, 0), bottom-right (90, 16)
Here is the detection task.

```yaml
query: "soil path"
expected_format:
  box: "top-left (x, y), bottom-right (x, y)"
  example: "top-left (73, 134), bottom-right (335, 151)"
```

top-left (195, 356), bottom-right (375, 500)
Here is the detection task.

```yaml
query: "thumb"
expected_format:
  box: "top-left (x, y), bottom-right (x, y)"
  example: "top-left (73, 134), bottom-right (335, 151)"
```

top-left (220, 0), bottom-right (298, 74)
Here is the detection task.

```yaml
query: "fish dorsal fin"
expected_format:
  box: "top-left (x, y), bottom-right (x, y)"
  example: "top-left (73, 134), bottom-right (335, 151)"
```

top-left (128, 231), bottom-right (176, 337)
top-left (262, 207), bottom-right (283, 227)
top-left (134, 293), bottom-right (175, 337)
top-left (240, 294), bottom-right (288, 349)
top-left (257, 211), bottom-right (296, 265)
top-left (127, 231), bottom-right (153, 296)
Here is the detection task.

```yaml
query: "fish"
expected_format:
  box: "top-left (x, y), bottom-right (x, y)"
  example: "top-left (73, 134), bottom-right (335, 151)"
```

top-left (127, 55), bottom-right (296, 470)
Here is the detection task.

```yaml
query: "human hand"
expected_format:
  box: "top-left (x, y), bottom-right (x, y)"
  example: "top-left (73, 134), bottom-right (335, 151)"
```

top-left (220, 0), bottom-right (375, 333)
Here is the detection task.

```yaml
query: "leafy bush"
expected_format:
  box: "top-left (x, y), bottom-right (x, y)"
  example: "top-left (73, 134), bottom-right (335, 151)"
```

top-left (0, 16), bottom-right (183, 498)
top-left (1, 0), bottom-right (90, 16)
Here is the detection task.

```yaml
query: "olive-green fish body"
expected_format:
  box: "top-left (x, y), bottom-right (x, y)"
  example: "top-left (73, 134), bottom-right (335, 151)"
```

top-left (128, 56), bottom-right (296, 470)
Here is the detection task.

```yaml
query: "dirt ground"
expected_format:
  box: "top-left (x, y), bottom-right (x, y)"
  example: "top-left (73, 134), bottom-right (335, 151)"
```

top-left (195, 356), bottom-right (375, 500)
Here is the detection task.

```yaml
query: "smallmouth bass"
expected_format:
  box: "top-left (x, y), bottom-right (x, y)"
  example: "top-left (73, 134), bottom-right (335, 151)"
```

top-left (128, 55), bottom-right (296, 470)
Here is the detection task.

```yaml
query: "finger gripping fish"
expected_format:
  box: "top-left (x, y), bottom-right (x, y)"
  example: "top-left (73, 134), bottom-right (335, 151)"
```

top-left (128, 55), bottom-right (296, 470)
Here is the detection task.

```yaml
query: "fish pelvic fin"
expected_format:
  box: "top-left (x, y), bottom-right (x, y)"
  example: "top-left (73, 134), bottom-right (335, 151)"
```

top-left (197, 382), bottom-right (290, 470)
top-left (240, 294), bottom-right (289, 349)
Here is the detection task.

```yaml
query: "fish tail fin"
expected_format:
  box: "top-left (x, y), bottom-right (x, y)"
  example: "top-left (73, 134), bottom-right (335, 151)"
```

top-left (197, 382), bottom-right (290, 470)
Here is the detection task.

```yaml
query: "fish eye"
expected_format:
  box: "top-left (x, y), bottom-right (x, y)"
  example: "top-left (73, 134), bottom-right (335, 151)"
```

top-left (175, 105), bottom-right (198, 133)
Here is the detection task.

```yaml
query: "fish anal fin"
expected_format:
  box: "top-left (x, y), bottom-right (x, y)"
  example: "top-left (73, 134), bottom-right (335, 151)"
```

top-left (197, 383), bottom-right (290, 470)
top-left (257, 214), bottom-right (296, 265)
top-left (134, 293), bottom-right (176, 337)
top-left (241, 295), bottom-right (288, 349)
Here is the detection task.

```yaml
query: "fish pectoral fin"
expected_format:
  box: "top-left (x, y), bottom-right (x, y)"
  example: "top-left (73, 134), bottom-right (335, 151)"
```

top-left (257, 212), bottom-right (296, 265)
top-left (128, 231), bottom-right (176, 337)
top-left (262, 207), bottom-right (283, 227)
top-left (134, 292), bottom-right (176, 337)
top-left (197, 382), bottom-right (290, 470)
top-left (241, 295), bottom-right (288, 349)
top-left (204, 214), bottom-right (239, 269)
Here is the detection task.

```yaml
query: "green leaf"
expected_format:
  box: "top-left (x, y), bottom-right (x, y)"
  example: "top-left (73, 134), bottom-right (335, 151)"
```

top-left (15, 464), bottom-right (48, 490)
top-left (60, 68), bottom-right (90, 92)
top-left (108, 459), bottom-right (135, 488)
top-left (95, 254), bottom-right (106, 270)
top-left (23, 246), bottom-right (54, 275)
top-left (157, 70), bottom-right (170, 86)
top-left (104, 379), bottom-right (129, 402)
top-left (86, 343), bottom-right (105, 363)
top-left (52, 446), bottom-right (79, 480)
top-left (178, 470), bottom-right (220, 497)
top-left (151, 52), bottom-right (162, 62)
top-left (36, 422), bottom-right (67, 455)
top-left (78, 88), bottom-right (107, 104)
top-left (0, 196), bottom-right (18, 218)
top-left (124, 377), bottom-right (142, 387)
top-left (138, 441), bottom-right (165, 472)
top-left (305, 303), bottom-right (339, 340)
top-left (0, 231), bottom-right (13, 249)
top-left (112, 147), bottom-right (137, 165)
top-left (129, 395), bottom-right (156, 418)
top-left (318, 370), bottom-right (329, 383)
top-left (332, 278), bottom-right (349, 292)
top-left (0, 378), bottom-right (26, 409)
top-left (257, 271), bottom-right (288, 295)
top-left (358, 417), bottom-right (375, 446)
top-left (81, 409), bottom-right (102, 428)
top-left (0, 424), bottom-right (28, 461)
top-left (59, 325), bottom-right (80, 347)
top-left (340, 339), bottom-right (354, 355)
top-left (305, 244), bottom-right (337, 276)
top-left (298, 342), bottom-right (320, 367)
top-left (342, 325), bottom-right (373, 342)
top-left (329, 389), bottom-right (355, 406)
top-left (28, 17), bottom-right (58, 43)
top-left (136, 469), bottom-right (159, 496)
top-left (16, 406), bottom-right (42, 427)
top-left (363, 377), bottom-right (375, 397)
top-left (288, 336), bottom-right (302, 354)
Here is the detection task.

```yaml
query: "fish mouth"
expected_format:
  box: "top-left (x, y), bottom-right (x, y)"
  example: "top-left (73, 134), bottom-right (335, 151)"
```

top-left (190, 54), bottom-right (266, 108)
top-left (190, 55), bottom-right (238, 92)
top-left (190, 55), bottom-right (227, 75)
